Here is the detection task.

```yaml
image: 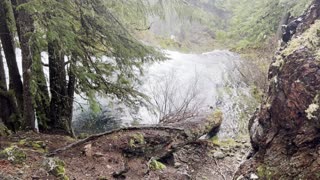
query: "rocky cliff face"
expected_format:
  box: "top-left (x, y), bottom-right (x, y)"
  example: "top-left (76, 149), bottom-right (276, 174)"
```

top-left (235, 1), bottom-right (320, 179)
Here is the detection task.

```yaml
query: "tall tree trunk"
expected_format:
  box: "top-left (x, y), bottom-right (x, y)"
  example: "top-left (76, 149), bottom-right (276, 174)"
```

top-left (0, 0), bottom-right (24, 115)
top-left (12, 0), bottom-right (36, 130)
top-left (48, 41), bottom-right (72, 135)
top-left (0, 44), bottom-right (12, 129)
top-left (33, 46), bottom-right (50, 131)
top-left (66, 63), bottom-right (76, 136)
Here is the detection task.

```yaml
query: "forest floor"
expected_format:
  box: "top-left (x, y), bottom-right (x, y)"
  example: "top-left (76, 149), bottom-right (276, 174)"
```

top-left (0, 131), bottom-right (251, 180)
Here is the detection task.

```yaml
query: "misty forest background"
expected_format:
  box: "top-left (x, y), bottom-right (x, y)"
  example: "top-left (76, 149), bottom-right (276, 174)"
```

top-left (0, 0), bottom-right (313, 136)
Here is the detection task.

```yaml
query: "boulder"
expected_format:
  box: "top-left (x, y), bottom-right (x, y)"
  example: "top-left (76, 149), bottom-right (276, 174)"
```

top-left (235, 1), bottom-right (320, 179)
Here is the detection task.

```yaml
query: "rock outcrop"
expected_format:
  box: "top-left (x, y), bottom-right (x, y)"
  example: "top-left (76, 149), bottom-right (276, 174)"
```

top-left (235, 1), bottom-right (320, 179)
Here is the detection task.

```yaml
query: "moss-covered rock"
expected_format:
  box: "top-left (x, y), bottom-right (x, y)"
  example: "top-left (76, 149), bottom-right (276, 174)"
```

top-left (256, 165), bottom-right (273, 180)
top-left (283, 20), bottom-right (320, 57)
top-left (129, 133), bottom-right (145, 147)
top-left (148, 159), bottom-right (166, 171)
top-left (43, 158), bottom-right (69, 180)
top-left (0, 123), bottom-right (11, 137)
top-left (18, 139), bottom-right (47, 153)
top-left (207, 110), bottom-right (223, 130)
top-left (0, 146), bottom-right (26, 164)
top-left (235, 1), bottom-right (320, 179)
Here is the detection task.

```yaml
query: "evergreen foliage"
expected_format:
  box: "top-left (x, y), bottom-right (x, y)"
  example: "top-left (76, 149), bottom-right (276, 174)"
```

top-left (1, 0), bottom-right (166, 134)
top-left (216, 0), bottom-right (314, 49)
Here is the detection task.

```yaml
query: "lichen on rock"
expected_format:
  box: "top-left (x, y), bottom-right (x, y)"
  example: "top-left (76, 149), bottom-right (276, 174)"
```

top-left (271, 56), bottom-right (284, 68)
top-left (0, 145), bottom-right (26, 164)
top-left (283, 20), bottom-right (320, 57)
top-left (256, 165), bottom-right (273, 180)
top-left (235, 1), bottom-right (320, 179)
top-left (305, 103), bottom-right (319, 119)
top-left (43, 158), bottom-right (69, 180)
top-left (129, 133), bottom-right (145, 147)
top-left (18, 139), bottom-right (47, 153)
top-left (0, 123), bottom-right (11, 137)
top-left (148, 159), bottom-right (166, 171)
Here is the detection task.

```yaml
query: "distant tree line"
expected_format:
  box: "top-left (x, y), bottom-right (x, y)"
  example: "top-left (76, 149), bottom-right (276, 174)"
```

top-left (215, 0), bottom-right (313, 49)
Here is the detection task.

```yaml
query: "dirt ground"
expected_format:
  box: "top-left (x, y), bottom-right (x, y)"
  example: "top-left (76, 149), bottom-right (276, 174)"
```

top-left (0, 131), bottom-right (75, 179)
top-left (0, 130), bottom-right (250, 180)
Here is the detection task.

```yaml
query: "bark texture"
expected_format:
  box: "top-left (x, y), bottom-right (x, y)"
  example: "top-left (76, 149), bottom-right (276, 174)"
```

top-left (13, 0), bottom-right (36, 130)
top-left (33, 47), bottom-right (50, 131)
top-left (48, 41), bottom-right (71, 134)
top-left (0, 0), bottom-right (24, 115)
top-left (65, 64), bottom-right (76, 136)
top-left (235, 1), bottom-right (320, 179)
top-left (0, 45), bottom-right (11, 129)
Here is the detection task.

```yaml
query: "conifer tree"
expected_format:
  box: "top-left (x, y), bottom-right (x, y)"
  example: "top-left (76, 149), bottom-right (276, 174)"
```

top-left (0, 0), bottom-right (23, 122)
top-left (12, 0), bottom-right (165, 134)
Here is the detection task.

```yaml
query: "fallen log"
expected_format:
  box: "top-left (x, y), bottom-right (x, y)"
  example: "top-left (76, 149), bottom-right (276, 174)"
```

top-left (47, 112), bottom-right (222, 179)
top-left (47, 125), bottom-right (185, 157)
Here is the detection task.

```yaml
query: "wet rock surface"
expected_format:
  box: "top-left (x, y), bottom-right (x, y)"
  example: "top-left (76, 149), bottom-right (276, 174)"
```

top-left (235, 0), bottom-right (320, 179)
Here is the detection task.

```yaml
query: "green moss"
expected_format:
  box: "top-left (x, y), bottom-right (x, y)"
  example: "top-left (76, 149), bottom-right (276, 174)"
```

top-left (129, 139), bottom-right (135, 147)
top-left (149, 159), bottom-right (166, 171)
top-left (257, 165), bottom-right (273, 180)
top-left (283, 20), bottom-right (320, 57)
top-left (18, 139), bottom-right (27, 146)
top-left (201, 176), bottom-right (209, 180)
top-left (0, 123), bottom-right (11, 137)
top-left (271, 57), bottom-right (284, 68)
top-left (44, 158), bottom-right (69, 180)
top-left (0, 146), bottom-right (26, 164)
top-left (78, 133), bottom-right (89, 139)
top-left (18, 139), bottom-right (47, 153)
top-left (129, 133), bottom-right (145, 147)
top-left (206, 109), bottom-right (223, 131)
top-left (31, 141), bottom-right (45, 149)
top-left (250, 85), bottom-right (264, 102)
top-left (236, 134), bottom-right (250, 140)
top-left (210, 136), bottom-right (239, 147)
top-left (211, 136), bottom-right (219, 145)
